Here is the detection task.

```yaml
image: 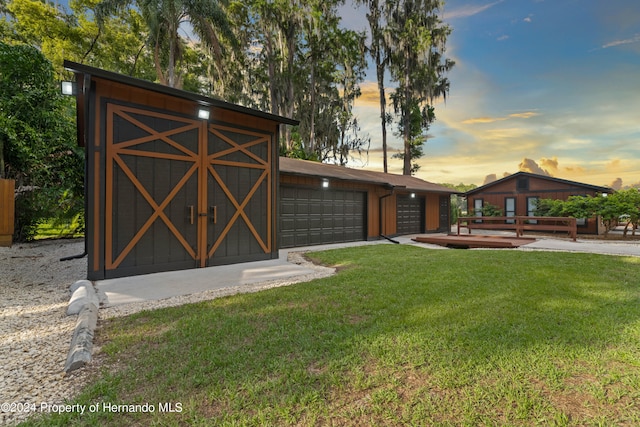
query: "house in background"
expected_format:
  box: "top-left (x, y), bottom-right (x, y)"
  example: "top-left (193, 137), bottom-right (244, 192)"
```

top-left (465, 172), bottom-right (612, 234)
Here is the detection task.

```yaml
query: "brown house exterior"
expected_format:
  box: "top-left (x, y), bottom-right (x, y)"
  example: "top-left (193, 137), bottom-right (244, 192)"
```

top-left (279, 157), bottom-right (456, 247)
top-left (465, 172), bottom-right (612, 234)
top-left (65, 61), bottom-right (297, 280)
top-left (64, 62), bottom-right (456, 279)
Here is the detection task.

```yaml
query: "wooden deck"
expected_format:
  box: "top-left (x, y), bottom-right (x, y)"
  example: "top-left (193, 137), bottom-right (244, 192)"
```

top-left (413, 234), bottom-right (537, 249)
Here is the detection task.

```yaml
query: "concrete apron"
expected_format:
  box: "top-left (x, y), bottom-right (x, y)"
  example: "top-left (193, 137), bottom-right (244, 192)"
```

top-left (94, 240), bottom-right (388, 307)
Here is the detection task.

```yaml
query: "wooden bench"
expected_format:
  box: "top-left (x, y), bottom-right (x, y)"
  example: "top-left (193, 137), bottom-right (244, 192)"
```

top-left (458, 216), bottom-right (577, 241)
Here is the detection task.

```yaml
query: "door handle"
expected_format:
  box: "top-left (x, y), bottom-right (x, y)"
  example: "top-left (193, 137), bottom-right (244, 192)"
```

top-left (188, 205), bottom-right (194, 225)
top-left (211, 206), bottom-right (217, 224)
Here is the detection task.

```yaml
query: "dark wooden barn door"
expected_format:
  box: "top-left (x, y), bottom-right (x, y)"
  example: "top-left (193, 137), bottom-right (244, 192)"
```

top-left (205, 124), bottom-right (272, 266)
top-left (104, 103), bottom-right (272, 278)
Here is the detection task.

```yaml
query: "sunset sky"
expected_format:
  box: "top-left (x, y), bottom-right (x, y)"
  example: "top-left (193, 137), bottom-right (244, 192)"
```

top-left (340, 0), bottom-right (640, 188)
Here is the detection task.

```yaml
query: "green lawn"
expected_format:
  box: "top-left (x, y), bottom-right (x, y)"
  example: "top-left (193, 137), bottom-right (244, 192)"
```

top-left (24, 245), bottom-right (640, 426)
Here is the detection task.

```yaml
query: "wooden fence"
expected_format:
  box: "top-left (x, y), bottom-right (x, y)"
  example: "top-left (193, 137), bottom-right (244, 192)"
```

top-left (0, 179), bottom-right (15, 247)
top-left (457, 216), bottom-right (577, 241)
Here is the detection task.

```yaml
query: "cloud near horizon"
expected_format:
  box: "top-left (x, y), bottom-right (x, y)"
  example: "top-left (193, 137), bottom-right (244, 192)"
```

top-left (602, 33), bottom-right (640, 49)
top-left (461, 111), bottom-right (539, 125)
top-left (443, 0), bottom-right (504, 20)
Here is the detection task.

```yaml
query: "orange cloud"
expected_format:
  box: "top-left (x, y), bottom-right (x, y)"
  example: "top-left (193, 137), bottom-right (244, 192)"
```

top-left (462, 116), bottom-right (505, 124)
top-left (518, 158), bottom-right (553, 176)
top-left (483, 174), bottom-right (498, 185)
top-left (461, 111), bottom-right (538, 125)
top-left (610, 178), bottom-right (623, 190)
top-left (508, 112), bottom-right (538, 119)
top-left (539, 157), bottom-right (559, 174)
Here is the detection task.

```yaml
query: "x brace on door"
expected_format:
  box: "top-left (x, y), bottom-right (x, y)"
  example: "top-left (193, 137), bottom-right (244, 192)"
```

top-left (105, 103), bottom-right (272, 274)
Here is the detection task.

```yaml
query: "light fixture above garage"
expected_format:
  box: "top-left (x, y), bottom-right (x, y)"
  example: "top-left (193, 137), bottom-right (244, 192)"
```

top-left (197, 108), bottom-right (210, 120)
top-left (410, 192), bottom-right (416, 198)
top-left (322, 178), bottom-right (330, 189)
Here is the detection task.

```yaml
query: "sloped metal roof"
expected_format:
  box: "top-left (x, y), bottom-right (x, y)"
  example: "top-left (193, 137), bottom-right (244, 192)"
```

top-left (279, 157), bottom-right (458, 194)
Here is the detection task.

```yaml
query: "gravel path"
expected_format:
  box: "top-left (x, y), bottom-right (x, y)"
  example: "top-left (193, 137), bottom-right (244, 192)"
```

top-left (1, 239), bottom-right (90, 426)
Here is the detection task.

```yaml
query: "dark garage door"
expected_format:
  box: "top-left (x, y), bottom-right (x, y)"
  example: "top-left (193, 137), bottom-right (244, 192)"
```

top-left (280, 186), bottom-right (366, 248)
top-left (396, 195), bottom-right (425, 235)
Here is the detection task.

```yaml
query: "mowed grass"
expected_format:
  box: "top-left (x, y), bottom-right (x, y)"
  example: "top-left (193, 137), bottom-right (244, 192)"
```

top-left (24, 245), bottom-right (640, 426)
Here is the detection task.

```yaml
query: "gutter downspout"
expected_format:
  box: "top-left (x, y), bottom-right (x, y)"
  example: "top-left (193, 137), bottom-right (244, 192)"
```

top-left (378, 185), bottom-right (400, 244)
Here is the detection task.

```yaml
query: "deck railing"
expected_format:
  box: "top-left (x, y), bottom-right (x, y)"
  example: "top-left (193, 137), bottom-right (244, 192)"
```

top-left (457, 216), bottom-right (577, 241)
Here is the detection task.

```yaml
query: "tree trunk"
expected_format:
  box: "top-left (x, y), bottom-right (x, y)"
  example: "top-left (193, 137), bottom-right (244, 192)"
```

top-left (168, 30), bottom-right (176, 87)
top-left (376, 51), bottom-right (388, 173)
top-left (265, 32), bottom-right (278, 116)
top-left (285, 26), bottom-right (296, 151)
top-left (403, 51), bottom-right (411, 175)
top-left (309, 58), bottom-right (316, 155)
top-left (154, 41), bottom-right (167, 85)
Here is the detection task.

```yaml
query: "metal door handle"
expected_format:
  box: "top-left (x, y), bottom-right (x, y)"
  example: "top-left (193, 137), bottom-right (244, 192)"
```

top-left (211, 206), bottom-right (217, 224)
top-left (188, 205), bottom-right (194, 225)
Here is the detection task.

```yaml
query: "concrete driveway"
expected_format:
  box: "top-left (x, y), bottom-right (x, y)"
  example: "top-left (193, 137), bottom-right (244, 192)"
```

top-left (95, 234), bottom-right (639, 308)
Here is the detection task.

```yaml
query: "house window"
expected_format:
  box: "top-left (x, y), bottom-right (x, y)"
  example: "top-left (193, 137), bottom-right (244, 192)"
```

top-left (474, 199), bottom-right (483, 223)
top-left (517, 177), bottom-right (529, 191)
top-left (505, 197), bottom-right (516, 224)
top-left (527, 197), bottom-right (538, 224)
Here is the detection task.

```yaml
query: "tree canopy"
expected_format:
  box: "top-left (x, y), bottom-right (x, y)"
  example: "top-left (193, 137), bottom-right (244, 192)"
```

top-left (536, 189), bottom-right (640, 236)
top-left (2, 0), bottom-right (453, 167)
top-left (0, 0), bottom-right (455, 239)
top-left (0, 41), bottom-right (83, 240)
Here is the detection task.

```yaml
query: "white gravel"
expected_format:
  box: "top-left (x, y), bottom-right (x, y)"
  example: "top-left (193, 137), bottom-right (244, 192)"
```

top-left (0, 238), bottom-right (334, 426)
top-left (0, 239), bottom-right (89, 426)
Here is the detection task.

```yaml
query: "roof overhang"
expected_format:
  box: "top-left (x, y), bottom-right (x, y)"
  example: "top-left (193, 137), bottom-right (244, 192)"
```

top-left (465, 171), bottom-right (612, 196)
top-left (63, 60), bottom-right (299, 126)
top-left (279, 157), bottom-right (459, 194)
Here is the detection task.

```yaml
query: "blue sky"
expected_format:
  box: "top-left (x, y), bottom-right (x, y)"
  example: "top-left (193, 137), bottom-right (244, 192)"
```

top-left (342, 0), bottom-right (640, 188)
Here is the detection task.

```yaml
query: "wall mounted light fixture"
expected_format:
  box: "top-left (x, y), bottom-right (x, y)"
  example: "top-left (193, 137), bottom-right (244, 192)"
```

top-left (61, 81), bottom-right (76, 95)
top-left (410, 192), bottom-right (416, 198)
top-left (322, 179), bottom-right (330, 189)
top-left (198, 108), bottom-right (210, 120)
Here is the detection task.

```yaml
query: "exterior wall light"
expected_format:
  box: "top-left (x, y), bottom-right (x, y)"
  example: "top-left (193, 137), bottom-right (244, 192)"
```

top-left (322, 179), bottom-right (330, 189)
top-left (197, 108), bottom-right (210, 120)
top-left (61, 81), bottom-right (76, 95)
top-left (410, 192), bottom-right (416, 198)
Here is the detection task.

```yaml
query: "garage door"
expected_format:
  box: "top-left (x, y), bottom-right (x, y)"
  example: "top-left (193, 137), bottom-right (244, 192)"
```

top-left (280, 186), bottom-right (366, 248)
top-left (396, 195), bottom-right (425, 235)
